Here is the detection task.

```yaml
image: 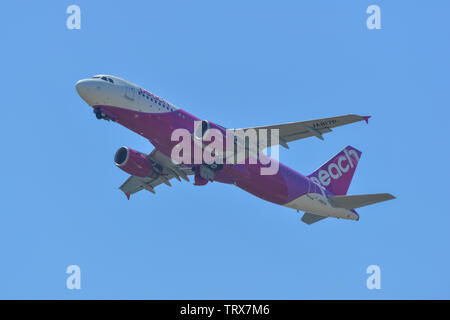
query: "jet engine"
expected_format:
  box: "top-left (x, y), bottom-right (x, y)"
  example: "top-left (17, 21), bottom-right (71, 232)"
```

top-left (193, 120), bottom-right (210, 141)
top-left (114, 147), bottom-right (153, 177)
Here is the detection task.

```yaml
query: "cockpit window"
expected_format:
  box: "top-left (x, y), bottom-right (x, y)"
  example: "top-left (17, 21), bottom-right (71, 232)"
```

top-left (92, 76), bottom-right (114, 83)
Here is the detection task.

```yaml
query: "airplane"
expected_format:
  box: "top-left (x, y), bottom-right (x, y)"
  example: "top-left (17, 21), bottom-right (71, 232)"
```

top-left (75, 74), bottom-right (395, 224)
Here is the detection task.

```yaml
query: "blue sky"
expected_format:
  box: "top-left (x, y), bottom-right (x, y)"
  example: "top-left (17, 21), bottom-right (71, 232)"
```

top-left (0, 0), bottom-right (449, 299)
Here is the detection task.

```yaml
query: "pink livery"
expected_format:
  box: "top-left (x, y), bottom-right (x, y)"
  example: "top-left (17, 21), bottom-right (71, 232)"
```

top-left (76, 75), bottom-right (394, 224)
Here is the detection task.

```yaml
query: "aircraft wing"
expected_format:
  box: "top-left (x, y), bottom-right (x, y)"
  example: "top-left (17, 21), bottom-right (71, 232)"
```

top-left (119, 149), bottom-right (194, 198)
top-left (233, 114), bottom-right (371, 149)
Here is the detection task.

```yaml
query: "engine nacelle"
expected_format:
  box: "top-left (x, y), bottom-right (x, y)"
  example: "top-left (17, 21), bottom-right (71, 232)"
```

top-left (114, 146), bottom-right (153, 177)
top-left (193, 120), bottom-right (210, 141)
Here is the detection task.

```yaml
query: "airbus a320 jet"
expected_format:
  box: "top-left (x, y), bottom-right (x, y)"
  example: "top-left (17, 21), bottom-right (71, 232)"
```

top-left (76, 75), bottom-right (394, 224)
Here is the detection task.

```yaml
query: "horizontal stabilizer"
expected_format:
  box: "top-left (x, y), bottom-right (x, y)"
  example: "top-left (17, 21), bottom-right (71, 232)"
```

top-left (329, 193), bottom-right (395, 209)
top-left (301, 212), bottom-right (328, 225)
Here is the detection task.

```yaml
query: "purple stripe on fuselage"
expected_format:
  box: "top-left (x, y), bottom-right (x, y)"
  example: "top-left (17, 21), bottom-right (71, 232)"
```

top-left (95, 105), bottom-right (314, 205)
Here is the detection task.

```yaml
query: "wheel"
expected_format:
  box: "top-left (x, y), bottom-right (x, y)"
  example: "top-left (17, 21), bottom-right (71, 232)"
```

top-left (94, 108), bottom-right (102, 119)
top-left (208, 163), bottom-right (223, 171)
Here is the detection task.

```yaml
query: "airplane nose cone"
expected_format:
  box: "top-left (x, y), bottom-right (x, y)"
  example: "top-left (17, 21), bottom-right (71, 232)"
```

top-left (75, 79), bottom-right (90, 96)
top-left (76, 79), bottom-right (97, 105)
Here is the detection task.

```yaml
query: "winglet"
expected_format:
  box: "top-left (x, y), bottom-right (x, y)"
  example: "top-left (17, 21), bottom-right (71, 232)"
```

top-left (124, 192), bottom-right (131, 200)
top-left (362, 116), bottom-right (371, 124)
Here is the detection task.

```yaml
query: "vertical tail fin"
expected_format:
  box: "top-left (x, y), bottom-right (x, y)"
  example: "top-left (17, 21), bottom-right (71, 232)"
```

top-left (307, 146), bottom-right (362, 195)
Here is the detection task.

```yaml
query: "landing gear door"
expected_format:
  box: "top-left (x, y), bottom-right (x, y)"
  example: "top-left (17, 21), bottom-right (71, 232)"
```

top-left (125, 86), bottom-right (135, 100)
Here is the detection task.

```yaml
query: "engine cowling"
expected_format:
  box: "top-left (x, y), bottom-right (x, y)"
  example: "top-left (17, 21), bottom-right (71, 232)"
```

top-left (114, 146), bottom-right (153, 177)
top-left (193, 120), bottom-right (210, 141)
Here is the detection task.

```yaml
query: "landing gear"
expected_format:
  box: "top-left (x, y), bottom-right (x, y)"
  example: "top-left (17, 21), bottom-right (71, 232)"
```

top-left (208, 162), bottom-right (223, 171)
top-left (195, 163), bottom-right (224, 180)
top-left (93, 108), bottom-right (113, 121)
top-left (95, 109), bottom-right (103, 119)
top-left (192, 162), bottom-right (223, 173)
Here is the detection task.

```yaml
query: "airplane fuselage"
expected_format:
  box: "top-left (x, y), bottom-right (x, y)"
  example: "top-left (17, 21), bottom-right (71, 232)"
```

top-left (76, 75), bottom-right (359, 221)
